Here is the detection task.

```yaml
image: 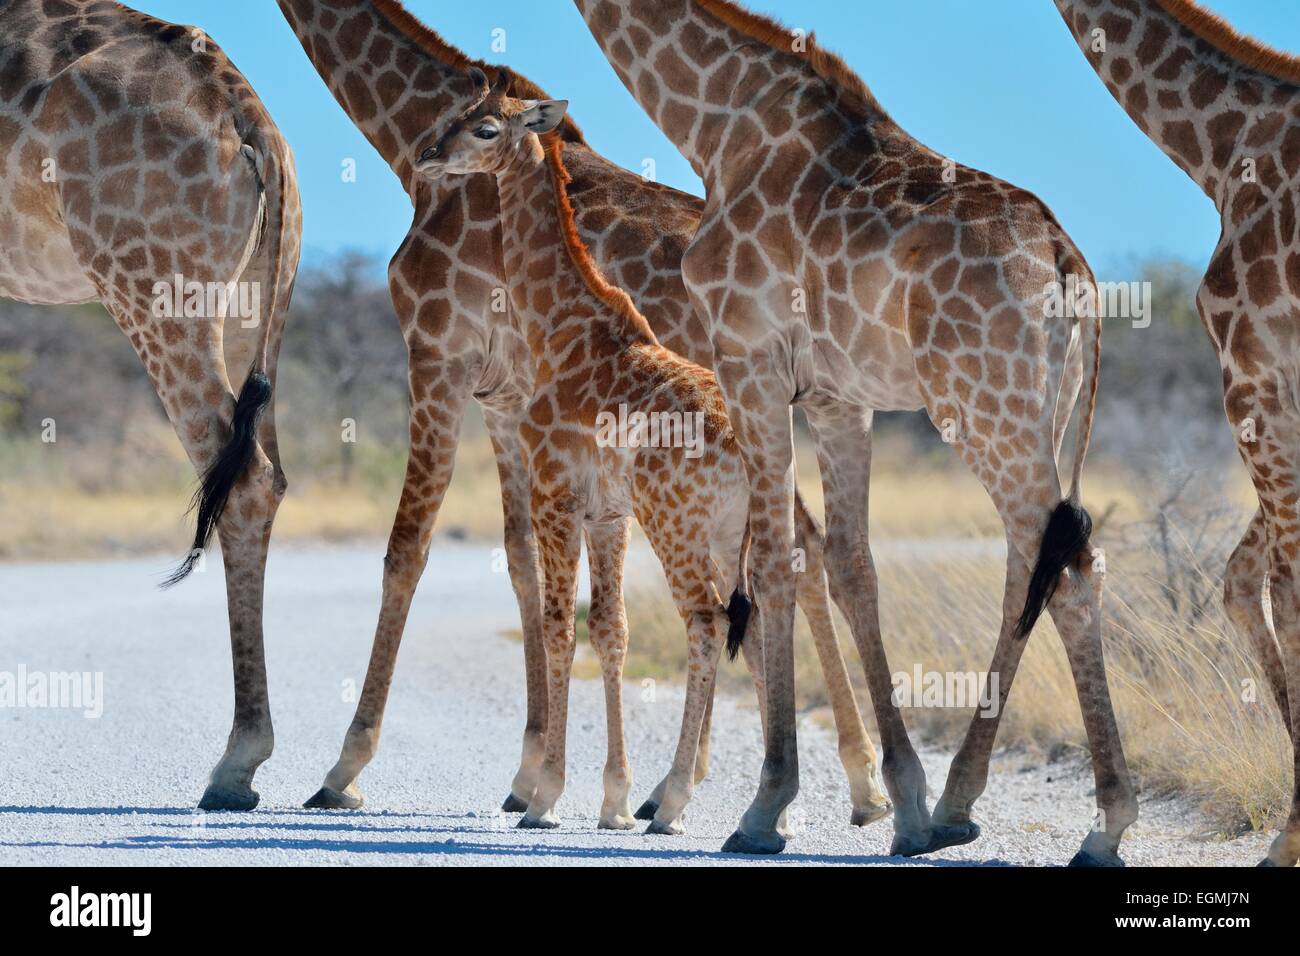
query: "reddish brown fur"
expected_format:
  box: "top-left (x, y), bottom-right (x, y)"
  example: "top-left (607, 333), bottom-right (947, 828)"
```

top-left (541, 133), bottom-right (654, 340)
top-left (1154, 0), bottom-right (1300, 85)
top-left (694, 0), bottom-right (886, 115)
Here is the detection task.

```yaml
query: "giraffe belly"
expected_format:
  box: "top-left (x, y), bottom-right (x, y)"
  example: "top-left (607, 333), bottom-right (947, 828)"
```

top-left (0, 213), bottom-right (97, 305)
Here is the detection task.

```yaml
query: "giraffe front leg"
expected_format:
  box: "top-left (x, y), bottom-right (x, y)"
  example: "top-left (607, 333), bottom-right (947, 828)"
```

top-left (584, 518), bottom-right (636, 830)
top-left (518, 498), bottom-right (584, 830)
top-left (305, 359), bottom-right (470, 809)
top-left (483, 406), bottom-right (548, 814)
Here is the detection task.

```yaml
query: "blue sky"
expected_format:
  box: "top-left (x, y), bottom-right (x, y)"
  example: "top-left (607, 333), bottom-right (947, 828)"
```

top-left (135, 1), bottom-right (1298, 277)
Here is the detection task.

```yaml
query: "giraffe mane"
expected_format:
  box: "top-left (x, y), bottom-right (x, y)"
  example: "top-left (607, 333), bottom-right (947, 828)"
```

top-left (693, 0), bottom-right (885, 116)
top-left (369, 0), bottom-right (585, 143)
top-left (1153, 0), bottom-right (1300, 86)
top-left (541, 133), bottom-right (656, 340)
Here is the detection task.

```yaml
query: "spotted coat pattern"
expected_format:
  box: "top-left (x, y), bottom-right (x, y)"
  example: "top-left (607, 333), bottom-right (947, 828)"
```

top-left (0, 0), bottom-right (302, 809)
top-left (575, 0), bottom-right (1137, 861)
top-left (279, 0), bottom-right (886, 825)
top-left (1056, 0), bottom-right (1300, 868)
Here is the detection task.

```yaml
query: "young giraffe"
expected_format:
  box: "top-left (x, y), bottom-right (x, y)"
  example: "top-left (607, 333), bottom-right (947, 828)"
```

top-left (575, 0), bottom-right (1137, 863)
top-left (0, 0), bottom-right (300, 809)
top-left (1055, 0), bottom-right (1300, 868)
top-left (415, 71), bottom-right (833, 833)
top-left (277, 0), bottom-right (888, 826)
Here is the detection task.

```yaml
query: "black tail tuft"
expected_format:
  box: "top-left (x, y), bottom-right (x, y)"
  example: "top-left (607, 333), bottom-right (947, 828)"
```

top-left (1016, 499), bottom-right (1092, 639)
top-left (725, 588), bottom-right (752, 661)
top-left (162, 371), bottom-right (272, 589)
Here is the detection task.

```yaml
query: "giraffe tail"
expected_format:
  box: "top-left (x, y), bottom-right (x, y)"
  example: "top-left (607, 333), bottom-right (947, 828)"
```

top-left (162, 134), bottom-right (292, 588)
top-left (725, 517), bottom-right (754, 661)
top-left (1014, 246), bottom-right (1101, 637)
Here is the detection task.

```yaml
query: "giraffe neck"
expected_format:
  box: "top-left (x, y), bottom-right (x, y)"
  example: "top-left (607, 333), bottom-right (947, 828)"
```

top-left (277, 0), bottom-right (483, 192)
top-left (495, 135), bottom-right (656, 370)
top-left (572, 0), bottom-right (885, 182)
top-left (1054, 0), bottom-right (1300, 204)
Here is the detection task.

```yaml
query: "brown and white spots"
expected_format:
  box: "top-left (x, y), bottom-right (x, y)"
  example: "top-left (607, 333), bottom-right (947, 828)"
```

top-left (576, 0), bottom-right (1137, 863)
top-left (1058, 0), bottom-right (1300, 867)
top-left (1, 0), bottom-right (302, 809)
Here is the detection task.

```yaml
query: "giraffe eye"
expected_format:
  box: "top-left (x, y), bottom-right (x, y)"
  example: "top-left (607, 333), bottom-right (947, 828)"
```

top-left (473, 125), bottom-right (499, 140)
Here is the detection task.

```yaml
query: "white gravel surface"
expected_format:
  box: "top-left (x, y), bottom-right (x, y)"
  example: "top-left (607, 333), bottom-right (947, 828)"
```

top-left (0, 542), bottom-right (1272, 866)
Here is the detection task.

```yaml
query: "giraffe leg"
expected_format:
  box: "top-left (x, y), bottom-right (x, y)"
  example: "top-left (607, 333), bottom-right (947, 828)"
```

top-left (1224, 508), bottom-right (1292, 738)
top-left (695, 688), bottom-right (715, 785)
top-left (584, 518), bottom-right (636, 830)
top-left (1223, 387), bottom-right (1300, 867)
top-left (1049, 548), bottom-right (1139, 867)
top-left (710, 357), bottom-right (801, 855)
top-left (1262, 564), bottom-right (1300, 866)
top-left (794, 496), bottom-right (891, 826)
top-left (928, 541), bottom-right (1032, 840)
top-left (481, 406), bottom-right (548, 814)
top-left (97, 291), bottom-right (282, 811)
top-left (634, 613), bottom-right (725, 823)
top-left (518, 498), bottom-right (583, 829)
top-left (305, 353), bottom-right (471, 808)
top-left (804, 401), bottom-right (933, 854)
top-left (638, 539), bottom-right (727, 835)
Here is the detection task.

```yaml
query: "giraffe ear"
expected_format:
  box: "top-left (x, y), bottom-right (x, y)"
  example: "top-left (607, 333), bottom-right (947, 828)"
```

top-left (465, 66), bottom-right (490, 100)
top-left (490, 68), bottom-right (513, 96)
top-left (517, 99), bottom-right (568, 135)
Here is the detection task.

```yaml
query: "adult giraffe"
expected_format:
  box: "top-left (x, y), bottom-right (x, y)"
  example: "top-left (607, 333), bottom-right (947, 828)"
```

top-left (574, 0), bottom-right (1136, 863)
top-left (0, 0), bottom-right (300, 809)
top-left (276, 0), bottom-right (888, 827)
top-left (1055, 0), bottom-right (1300, 869)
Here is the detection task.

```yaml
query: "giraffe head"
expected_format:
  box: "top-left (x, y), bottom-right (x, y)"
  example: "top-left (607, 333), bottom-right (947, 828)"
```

top-left (413, 69), bottom-right (568, 178)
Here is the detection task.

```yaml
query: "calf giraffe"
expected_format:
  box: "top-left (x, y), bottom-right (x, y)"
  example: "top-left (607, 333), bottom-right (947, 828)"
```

top-left (0, 0), bottom-right (300, 809)
top-left (1055, 0), bottom-right (1300, 868)
top-left (414, 73), bottom-right (853, 832)
top-left (278, 0), bottom-right (887, 826)
top-left (575, 0), bottom-right (1136, 863)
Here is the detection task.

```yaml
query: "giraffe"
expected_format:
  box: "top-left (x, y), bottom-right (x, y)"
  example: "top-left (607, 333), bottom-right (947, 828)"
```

top-left (1055, 0), bottom-right (1300, 869)
top-left (277, 0), bottom-right (888, 827)
top-left (574, 0), bottom-right (1137, 863)
top-left (412, 72), bottom-right (849, 832)
top-left (0, 0), bottom-right (300, 809)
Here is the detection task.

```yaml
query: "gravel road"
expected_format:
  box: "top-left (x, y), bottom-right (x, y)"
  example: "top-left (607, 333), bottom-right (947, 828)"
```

top-left (0, 542), bottom-right (1272, 866)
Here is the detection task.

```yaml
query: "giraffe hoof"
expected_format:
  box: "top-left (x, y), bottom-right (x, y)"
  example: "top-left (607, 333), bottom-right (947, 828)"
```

top-left (633, 799), bottom-right (658, 821)
top-left (598, 815), bottom-right (636, 831)
top-left (645, 816), bottom-right (685, 836)
top-left (501, 793), bottom-right (530, 813)
top-left (517, 811), bottom-right (560, 829)
top-left (1068, 850), bottom-right (1125, 868)
top-left (721, 827), bottom-right (786, 855)
top-left (925, 820), bottom-right (981, 852)
top-left (198, 784), bottom-right (260, 812)
top-left (303, 785), bottom-right (362, 810)
top-left (889, 829), bottom-right (932, 857)
top-left (850, 801), bottom-right (892, 828)
top-left (1256, 858), bottom-right (1282, 867)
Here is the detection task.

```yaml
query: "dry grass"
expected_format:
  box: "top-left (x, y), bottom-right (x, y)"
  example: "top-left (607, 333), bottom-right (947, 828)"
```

top-left (606, 458), bottom-right (1289, 836)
